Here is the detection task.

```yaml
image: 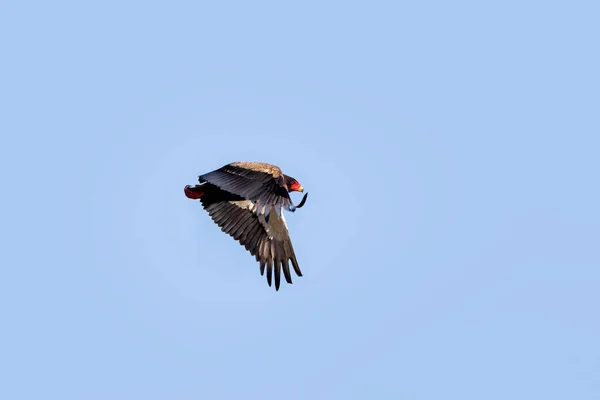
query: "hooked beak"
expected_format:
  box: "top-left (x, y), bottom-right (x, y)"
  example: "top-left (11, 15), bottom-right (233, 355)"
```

top-left (297, 186), bottom-right (304, 193)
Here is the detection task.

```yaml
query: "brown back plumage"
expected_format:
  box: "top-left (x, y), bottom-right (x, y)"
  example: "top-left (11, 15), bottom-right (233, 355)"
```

top-left (198, 162), bottom-right (294, 211)
top-left (229, 161), bottom-right (283, 177)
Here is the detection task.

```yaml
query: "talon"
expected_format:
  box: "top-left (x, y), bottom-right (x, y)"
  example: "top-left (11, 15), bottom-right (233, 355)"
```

top-left (184, 185), bottom-right (204, 199)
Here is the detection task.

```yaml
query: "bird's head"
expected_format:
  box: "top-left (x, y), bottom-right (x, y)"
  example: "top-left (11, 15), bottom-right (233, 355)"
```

top-left (290, 181), bottom-right (304, 192)
top-left (284, 175), bottom-right (304, 193)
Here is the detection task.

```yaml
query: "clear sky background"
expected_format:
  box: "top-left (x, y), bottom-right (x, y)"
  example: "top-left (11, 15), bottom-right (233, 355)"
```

top-left (1, 1), bottom-right (599, 399)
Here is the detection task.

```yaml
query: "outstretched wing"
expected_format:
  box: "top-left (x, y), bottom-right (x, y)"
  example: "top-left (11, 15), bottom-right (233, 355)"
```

top-left (199, 162), bottom-right (293, 213)
top-left (198, 184), bottom-right (302, 290)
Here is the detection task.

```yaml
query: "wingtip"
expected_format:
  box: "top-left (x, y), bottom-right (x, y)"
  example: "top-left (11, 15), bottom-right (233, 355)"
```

top-left (296, 192), bottom-right (308, 208)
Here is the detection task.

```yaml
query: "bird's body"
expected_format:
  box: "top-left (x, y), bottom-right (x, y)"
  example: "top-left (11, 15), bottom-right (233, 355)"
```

top-left (185, 162), bottom-right (307, 290)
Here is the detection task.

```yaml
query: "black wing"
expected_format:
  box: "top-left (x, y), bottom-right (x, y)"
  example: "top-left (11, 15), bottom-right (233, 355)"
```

top-left (199, 164), bottom-right (293, 211)
top-left (199, 184), bottom-right (302, 290)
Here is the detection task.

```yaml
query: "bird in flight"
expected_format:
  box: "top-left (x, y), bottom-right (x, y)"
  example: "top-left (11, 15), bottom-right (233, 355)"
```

top-left (185, 161), bottom-right (308, 290)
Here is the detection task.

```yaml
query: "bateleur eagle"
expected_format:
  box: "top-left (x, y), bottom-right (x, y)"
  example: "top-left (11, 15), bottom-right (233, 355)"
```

top-left (185, 162), bottom-right (308, 290)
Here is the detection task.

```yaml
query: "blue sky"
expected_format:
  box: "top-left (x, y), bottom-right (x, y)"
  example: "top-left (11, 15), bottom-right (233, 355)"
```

top-left (1, 1), bottom-right (599, 399)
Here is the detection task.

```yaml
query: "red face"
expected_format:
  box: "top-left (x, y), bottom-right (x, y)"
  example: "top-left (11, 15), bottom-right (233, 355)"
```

top-left (290, 181), bottom-right (304, 192)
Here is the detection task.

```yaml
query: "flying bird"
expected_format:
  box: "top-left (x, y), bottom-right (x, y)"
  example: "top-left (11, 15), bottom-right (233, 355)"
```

top-left (185, 162), bottom-right (308, 290)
